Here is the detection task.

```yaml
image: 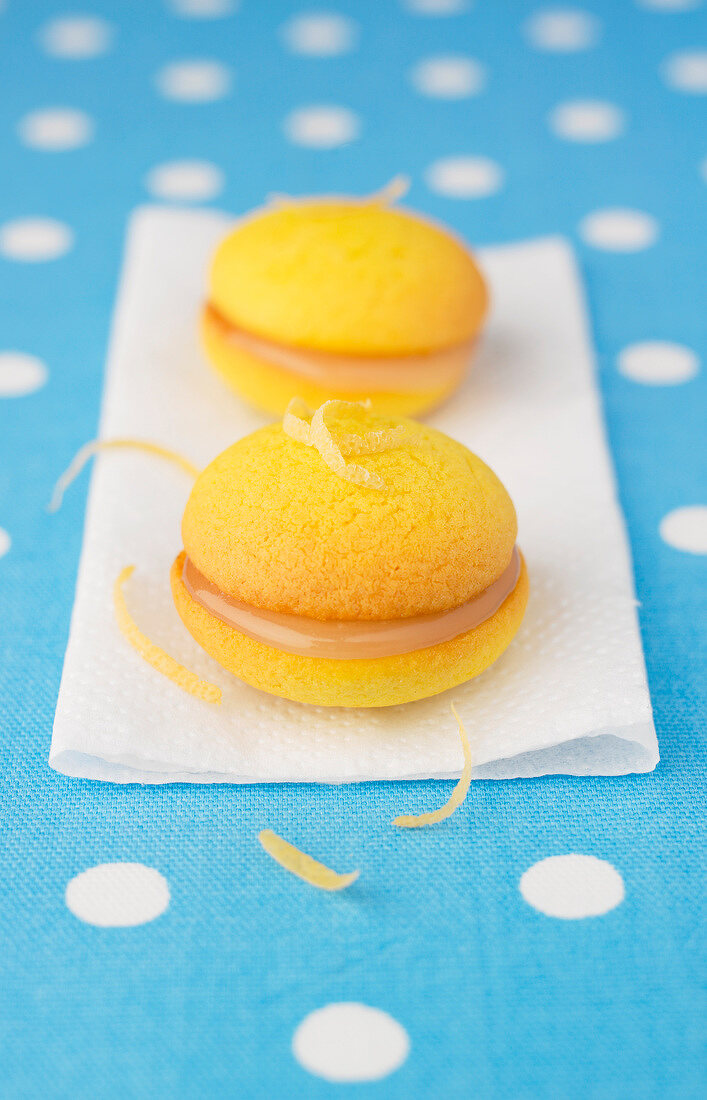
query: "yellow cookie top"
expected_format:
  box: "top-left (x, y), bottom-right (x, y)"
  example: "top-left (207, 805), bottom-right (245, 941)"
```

top-left (182, 407), bottom-right (517, 621)
top-left (208, 199), bottom-right (488, 356)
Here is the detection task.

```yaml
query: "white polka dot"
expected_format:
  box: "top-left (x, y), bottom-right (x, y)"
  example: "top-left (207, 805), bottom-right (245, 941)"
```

top-left (65, 862), bottom-right (170, 927)
top-left (550, 99), bottom-right (625, 142)
top-left (18, 108), bottom-right (94, 151)
top-left (169, 0), bottom-right (238, 17)
top-left (39, 15), bottom-right (114, 59)
top-left (520, 855), bottom-right (624, 918)
top-left (0, 218), bottom-right (74, 262)
top-left (0, 352), bottom-right (48, 396)
top-left (618, 341), bottom-right (699, 385)
top-left (661, 50), bottom-right (707, 93)
top-left (425, 155), bottom-right (503, 198)
top-left (284, 105), bottom-right (360, 148)
top-left (282, 13), bottom-right (358, 56)
top-left (145, 159), bottom-right (224, 202)
top-left (411, 56), bottom-right (486, 98)
top-left (579, 208), bottom-right (659, 251)
top-left (637, 0), bottom-right (702, 10)
top-left (659, 506), bottom-right (707, 554)
top-left (0, 529), bottom-right (10, 558)
top-left (156, 60), bottom-right (232, 102)
top-left (293, 1003), bottom-right (410, 1082)
top-left (404, 0), bottom-right (470, 13)
top-left (524, 8), bottom-right (600, 51)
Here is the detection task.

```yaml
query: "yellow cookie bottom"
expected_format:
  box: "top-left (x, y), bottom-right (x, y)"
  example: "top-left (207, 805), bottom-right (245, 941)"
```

top-left (200, 308), bottom-right (464, 419)
top-left (170, 551), bottom-right (529, 708)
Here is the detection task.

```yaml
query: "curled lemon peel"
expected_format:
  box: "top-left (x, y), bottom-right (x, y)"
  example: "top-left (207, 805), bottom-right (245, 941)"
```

top-left (114, 565), bottom-right (222, 704)
top-left (311, 400), bottom-right (384, 489)
top-left (282, 397), bottom-right (314, 446)
top-left (283, 398), bottom-right (408, 490)
top-left (394, 704), bottom-right (473, 828)
top-left (258, 829), bottom-right (360, 891)
top-left (371, 174), bottom-right (411, 205)
top-left (267, 175), bottom-right (410, 209)
top-left (49, 438), bottom-right (200, 513)
top-left (338, 426), bottom-right (407, 456)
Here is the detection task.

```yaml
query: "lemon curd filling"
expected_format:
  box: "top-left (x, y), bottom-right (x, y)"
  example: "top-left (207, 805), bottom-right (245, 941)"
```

top-left (182, 546), bottom-right (521, 660)
top-left (203, 303), bottom-right (475, 395)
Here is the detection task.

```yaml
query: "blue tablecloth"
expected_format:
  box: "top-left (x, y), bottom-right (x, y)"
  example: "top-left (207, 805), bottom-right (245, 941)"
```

top-left (1, 2), bottom-right (705, 1097)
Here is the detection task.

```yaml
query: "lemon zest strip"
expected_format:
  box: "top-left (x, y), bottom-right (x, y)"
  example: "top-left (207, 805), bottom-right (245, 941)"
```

top-left (338, 426), bottom-right (407, 456)
top-left (258, 829), bottom-right (360, 891)
top-left (371, 175), bottom-right (410, 205)
top-left (114, 565), bottom-right (222, 704)
top-left (282, 397), bottom-right (314, 446)
top-left (49, 438), bottom-right (200, 513)
top-left (394, 704), bottom-right (473, 828)
top-left (311, 400), bottom-right (385, 489)
top-left (267, 176), bottom-right (409, 209)
top-left (283, 398), bottom-right (408, 490)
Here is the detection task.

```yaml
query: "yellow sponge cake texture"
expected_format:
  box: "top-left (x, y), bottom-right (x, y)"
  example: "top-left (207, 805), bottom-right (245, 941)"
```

top-left (209, 202), bottom-right (487, 355)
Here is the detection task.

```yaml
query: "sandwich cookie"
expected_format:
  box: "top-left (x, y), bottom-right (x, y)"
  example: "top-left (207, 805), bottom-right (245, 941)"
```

top-left (171, 400), bottom-right (528, 707)
top-left (201, 182), bottom-right (488, 417)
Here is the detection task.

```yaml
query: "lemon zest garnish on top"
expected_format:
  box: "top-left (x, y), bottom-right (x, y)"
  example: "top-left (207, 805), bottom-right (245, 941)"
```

top-left (338, 426), bottom-right (407, 456)
top-left (370, 175), bottom-right (410, 205)
top-left (113, 565), bottom-right (222, 705)
top-left (48, 437), bottom-right (200, 513)
top-left (283, 398), bottom-right (407, 490)
top-left (282, 396), bottom-right (314, 446)
top-left (311, 400), bottom-right (386, 489)
top-left (258, 829), bottom-right (360, 891)
top-left (267, 175), bottom-right (410, 210)
top-left (394, 704), bottom-right (473, 828)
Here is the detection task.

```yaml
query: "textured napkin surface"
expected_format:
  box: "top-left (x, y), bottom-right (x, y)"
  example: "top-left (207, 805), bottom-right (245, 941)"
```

top-left (49, 207), bottom-right (657, 783)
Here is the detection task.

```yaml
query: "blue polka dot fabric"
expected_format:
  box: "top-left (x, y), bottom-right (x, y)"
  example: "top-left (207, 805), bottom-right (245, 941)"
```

top-left (1, 2), bottom-right (705, 1096)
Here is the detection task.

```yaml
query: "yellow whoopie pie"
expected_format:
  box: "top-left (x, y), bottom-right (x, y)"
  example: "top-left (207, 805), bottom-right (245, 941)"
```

top-left (170, 402), bottom-right (528, 707)
top-left (201, 190), bottom-right (488, 418)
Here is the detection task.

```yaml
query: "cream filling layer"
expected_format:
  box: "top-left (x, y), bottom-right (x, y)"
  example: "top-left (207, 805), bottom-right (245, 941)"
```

top-left (204, 303), bottom-right (475, 395)
top-left (182, 547), bottom-right (521, 660)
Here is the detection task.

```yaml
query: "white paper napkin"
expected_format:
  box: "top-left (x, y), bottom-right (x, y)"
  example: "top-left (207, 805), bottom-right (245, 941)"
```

top-left (49, 207), bottom-right (658, 784)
